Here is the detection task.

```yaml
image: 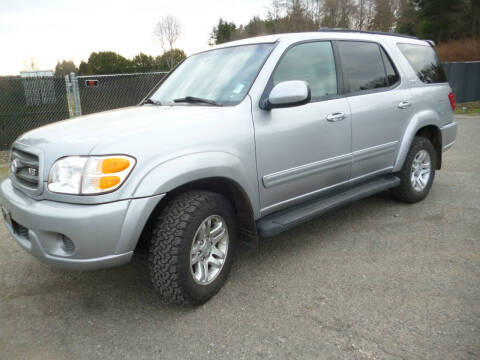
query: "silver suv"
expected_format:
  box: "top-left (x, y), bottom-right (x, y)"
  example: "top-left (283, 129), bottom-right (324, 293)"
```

top-left (1, 31), bottom-right (458, 304)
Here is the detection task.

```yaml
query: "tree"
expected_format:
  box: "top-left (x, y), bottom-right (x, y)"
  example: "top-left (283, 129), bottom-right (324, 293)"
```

top-left (305, 0), bottom-right (323, 27)
top-left (396, 0), bottom-right (418, 36)
top-left (131, 53), bottom-right (155, 73)
top-left (78, 61), bottom-right (90, 75)
top-left (54, 59), bottom-right (78, 76)
top-left (456, 0), bottom-right (480, 40)
top-left (413, 0), bottom-right (464, 43)
top-left (321, 0), bottom-right (358, 28)
top-left (86, 51), bottom-right (132, 74)
top-left (153, 15), bottom-right (182, 69)
top-left (209, 18), bottom-right (237, 45)
top-left (154, 49), bottom-right (186, 71)
top-left (370, 0), bottom-right (396, 32)
top-left (281, 0), bottom-right (317, 33)
top-left (207, 0), bottom-right (478, 48)
top-left (153, 15), bottom-right (181, 51)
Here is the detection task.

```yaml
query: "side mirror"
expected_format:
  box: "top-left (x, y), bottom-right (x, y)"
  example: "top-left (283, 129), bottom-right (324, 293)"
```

top-left (262, 80), bottom-right (311, 110)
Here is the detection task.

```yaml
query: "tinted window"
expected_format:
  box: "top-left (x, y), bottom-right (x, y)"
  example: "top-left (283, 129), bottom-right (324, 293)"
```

top-left (338, 41), bottom-right (390, 93)
top-left (398, 43), bottom-right (447, 84)
top-left (380, 48), bottom-right (399, 86)
top-left (273, 41), bottom-right (337, 99)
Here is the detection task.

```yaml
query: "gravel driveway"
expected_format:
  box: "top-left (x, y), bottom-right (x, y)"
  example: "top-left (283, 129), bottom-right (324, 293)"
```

top-left (0, 115), bottom-right (479, 360)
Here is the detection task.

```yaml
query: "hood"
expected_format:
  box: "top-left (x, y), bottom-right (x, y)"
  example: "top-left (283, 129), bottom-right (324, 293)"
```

top-left (17, 105), bottom-right (228, 153)
top-left (15, 104), bottom-right (231, 181)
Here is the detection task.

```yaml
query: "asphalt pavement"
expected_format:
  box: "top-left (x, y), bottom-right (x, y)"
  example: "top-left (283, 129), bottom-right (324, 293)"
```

top-left (0, 115), bottom-right (479, 360)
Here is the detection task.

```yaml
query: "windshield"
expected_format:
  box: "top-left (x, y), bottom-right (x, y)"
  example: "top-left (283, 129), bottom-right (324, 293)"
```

top-left (149, 43), bottom-right (275, 106)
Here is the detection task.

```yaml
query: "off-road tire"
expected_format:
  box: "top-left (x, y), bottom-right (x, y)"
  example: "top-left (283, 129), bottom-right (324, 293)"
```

top-left (148, 191), bottom-right (237, 305)
top-left (392, 136), bottom-right (436, 203)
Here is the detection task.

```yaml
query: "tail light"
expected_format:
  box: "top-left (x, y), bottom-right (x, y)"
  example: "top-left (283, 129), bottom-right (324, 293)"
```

top-left (448, 92), bottom-right (456, 111)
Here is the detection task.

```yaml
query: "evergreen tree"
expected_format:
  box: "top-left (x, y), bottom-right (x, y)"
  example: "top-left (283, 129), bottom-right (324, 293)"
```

top-left (209, 19), bottom-right (237, 45)
top-left (414, 0), bottom-right (464, 42)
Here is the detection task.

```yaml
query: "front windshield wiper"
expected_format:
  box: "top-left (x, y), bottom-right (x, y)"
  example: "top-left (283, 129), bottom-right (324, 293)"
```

top-left (141, 98), bottom-right (161, 105)
top-left (173, 96), bottom-right (222, 106)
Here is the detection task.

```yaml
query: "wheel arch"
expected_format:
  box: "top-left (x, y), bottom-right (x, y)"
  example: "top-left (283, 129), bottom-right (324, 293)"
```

top-left (415, 125), bottom-right (442, 169)
top-left (393, 111), bottom-right (443, 172)
top-left (133, 152), bottom-right (260, 250)
top-left (138, 176), bottom-right (258, 250)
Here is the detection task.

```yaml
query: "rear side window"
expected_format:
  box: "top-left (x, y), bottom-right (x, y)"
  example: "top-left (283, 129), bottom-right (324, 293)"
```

top-left (272, 41), bottom-right (338, 99)
top-left (397, 43), bottom-right (447, 84)
top-left (337, 41), bottom-right (398, 93)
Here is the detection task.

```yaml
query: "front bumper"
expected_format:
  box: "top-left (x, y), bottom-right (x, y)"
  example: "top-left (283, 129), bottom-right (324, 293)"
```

top-left (441, 121), bottom-right (457, 151)
top-left (0, 178), bottom-right (164, 270)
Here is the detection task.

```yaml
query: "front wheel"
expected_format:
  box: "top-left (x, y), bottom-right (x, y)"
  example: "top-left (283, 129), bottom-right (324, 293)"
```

top-left (148, 191), bottom-right (237, 305)
top-left (391, 136), bottom-right (436, 203)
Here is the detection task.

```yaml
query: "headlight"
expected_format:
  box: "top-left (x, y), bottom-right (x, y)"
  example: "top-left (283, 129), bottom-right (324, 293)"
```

top-left (48, 155), bottom-right (135, 195)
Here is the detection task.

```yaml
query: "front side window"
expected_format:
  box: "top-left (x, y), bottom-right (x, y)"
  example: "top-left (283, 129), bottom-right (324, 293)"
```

top-left (397, 43), bottom-right (447, 84)
top-left (272, 41), bottom-right (338, 99)
top-left (150, 43), bottom-right (275, 106)
top-left (337, 41), bottom-right (396, 93)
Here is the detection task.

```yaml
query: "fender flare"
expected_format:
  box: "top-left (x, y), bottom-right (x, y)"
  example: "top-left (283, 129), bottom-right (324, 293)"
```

top-left (393, 110), bottom-right (442, 172)
top-left (132, 151), bottom-right (260, 217)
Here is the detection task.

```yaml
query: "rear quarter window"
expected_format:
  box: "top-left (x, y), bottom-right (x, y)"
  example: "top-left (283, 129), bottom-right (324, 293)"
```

top-left (397, 43), bottom-right (447, 84)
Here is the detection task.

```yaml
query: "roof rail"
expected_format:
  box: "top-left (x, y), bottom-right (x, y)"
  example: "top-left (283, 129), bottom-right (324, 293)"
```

top-left (317, 28), bottom-right (418, 40)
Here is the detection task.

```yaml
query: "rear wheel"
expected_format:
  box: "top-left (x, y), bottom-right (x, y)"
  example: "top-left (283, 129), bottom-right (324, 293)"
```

top-left (392, 136), bottom-right (436, 203)
top-left (148, 191), bottom-right (237, 305)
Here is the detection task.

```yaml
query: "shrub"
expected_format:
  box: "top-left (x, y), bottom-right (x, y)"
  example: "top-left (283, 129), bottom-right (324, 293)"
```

top-left (436, 38), bottom-right (480, 62)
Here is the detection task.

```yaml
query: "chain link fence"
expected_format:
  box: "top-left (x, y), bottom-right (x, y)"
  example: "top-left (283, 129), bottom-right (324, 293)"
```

top-left (77, 72), bottom-right (166, 115)
top-left (0, 71), bottom-right (166, 150)
top-left (0, 75), bottom-right (70, 150)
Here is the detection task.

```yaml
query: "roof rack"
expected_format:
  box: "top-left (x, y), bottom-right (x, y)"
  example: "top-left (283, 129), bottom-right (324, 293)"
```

top-left (317, 28), bottom-right (418, 40)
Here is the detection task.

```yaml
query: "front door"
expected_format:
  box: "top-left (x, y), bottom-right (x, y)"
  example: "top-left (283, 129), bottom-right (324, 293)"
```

top-left (252, 41), bottom-right (352, 214)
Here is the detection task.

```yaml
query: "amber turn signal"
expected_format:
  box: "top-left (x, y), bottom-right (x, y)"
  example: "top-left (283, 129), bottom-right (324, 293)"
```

top-left (99, 176), bottom-right (121, 190)
top-left (101, 158), bottom-right (130, 174)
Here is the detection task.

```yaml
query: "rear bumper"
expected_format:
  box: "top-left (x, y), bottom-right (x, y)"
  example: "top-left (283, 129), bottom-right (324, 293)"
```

top-left (441, 122), bottom-right (457, 151)
top-left (0, 178), bottom-right (164, 270)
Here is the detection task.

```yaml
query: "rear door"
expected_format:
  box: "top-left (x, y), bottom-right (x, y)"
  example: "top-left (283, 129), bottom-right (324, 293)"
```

top-left (336, 41), bottom-right (413, 179)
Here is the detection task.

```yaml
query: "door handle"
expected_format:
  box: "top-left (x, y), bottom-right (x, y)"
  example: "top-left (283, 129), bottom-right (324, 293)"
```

top-left (398, 101), bottom-right (412, 109)
top-left (326, 112), bottom-right (346, 122)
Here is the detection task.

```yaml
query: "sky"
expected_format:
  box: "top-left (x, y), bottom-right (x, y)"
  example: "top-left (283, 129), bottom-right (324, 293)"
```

top-left (0, 0), bottom-right (272, 76)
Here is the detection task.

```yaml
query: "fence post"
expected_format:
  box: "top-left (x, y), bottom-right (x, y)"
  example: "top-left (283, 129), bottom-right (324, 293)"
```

top-left (64, 74), bottom-right (75, 118)
top-left (70, 72), bottom-right (82, 117)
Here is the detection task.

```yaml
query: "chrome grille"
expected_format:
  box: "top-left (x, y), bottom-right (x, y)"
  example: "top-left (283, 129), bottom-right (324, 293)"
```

top-left (10, 148), bottom-right (40, 190)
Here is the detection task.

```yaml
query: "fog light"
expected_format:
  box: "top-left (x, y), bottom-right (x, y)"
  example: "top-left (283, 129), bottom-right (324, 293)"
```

top-left (58, 234), bottom-right (75, 254)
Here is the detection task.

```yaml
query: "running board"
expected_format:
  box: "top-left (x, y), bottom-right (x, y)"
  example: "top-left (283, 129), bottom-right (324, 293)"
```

top-left (256, 175), bottom-right (400, 237)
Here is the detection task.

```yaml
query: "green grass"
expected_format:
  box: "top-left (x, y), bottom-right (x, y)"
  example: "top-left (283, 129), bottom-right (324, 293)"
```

top-left (455, 101), bottom-right (480, 115)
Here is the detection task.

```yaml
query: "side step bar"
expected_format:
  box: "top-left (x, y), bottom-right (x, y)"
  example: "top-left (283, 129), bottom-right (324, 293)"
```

top-left (256, 175), bottom-right (400, 237)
